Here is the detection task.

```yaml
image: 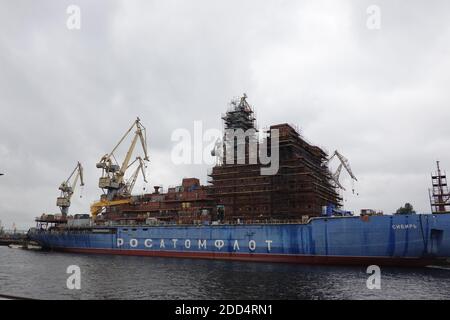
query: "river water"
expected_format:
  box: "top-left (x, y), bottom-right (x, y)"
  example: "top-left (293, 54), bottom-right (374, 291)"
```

top-left (0, 246), bottom-right (449, 300)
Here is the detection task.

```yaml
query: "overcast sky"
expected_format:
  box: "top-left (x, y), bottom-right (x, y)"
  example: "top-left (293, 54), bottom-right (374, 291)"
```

top-left (1, 0), bottom-right (450, 229)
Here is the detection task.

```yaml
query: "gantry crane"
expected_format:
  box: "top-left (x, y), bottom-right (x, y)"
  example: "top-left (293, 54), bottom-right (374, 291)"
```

top-left (91, 118), bottom-right (149, 217)
top-left (57, 162), bottom-right (84, 217)
top-left (327, 150), bottom-right (357, 192)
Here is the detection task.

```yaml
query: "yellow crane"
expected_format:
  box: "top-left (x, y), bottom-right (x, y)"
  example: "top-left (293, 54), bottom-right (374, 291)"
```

top-left (57, 162), bottom-right (84, 217)
top-left (91, 118), bottom-right (149, 217)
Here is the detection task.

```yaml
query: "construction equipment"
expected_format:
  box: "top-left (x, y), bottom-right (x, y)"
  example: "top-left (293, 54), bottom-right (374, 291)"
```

top-left (331, 163), bottom-right (345, 189)
top-left (57, 162), bottom-right (84, 217)
top-left (327, 150), bottom-right (357, 192)
top-left (91, 118), bottom-right (149, 217)
top-left (124, 156), bottom-right (148, 196)
top-left (96, 117), bottom-right (149, 199)
top-left (90, 198), bottom-right (133, 217)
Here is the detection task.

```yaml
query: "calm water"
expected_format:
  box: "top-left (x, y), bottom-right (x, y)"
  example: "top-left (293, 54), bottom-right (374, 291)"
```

top-left (1, 246), bottom-right (450, 300)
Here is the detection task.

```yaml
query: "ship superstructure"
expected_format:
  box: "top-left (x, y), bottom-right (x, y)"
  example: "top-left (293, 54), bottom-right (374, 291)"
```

top-left (98, 95), bottom-right (346, 224)
top-left (209, 121), bottom-right (341, 221)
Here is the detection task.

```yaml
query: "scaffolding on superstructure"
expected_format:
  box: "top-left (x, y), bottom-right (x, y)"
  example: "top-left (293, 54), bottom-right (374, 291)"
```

top-left (209, 95), bottom-right (340, 222)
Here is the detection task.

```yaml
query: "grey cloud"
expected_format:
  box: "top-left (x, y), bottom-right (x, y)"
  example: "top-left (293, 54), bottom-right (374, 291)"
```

top-left (1, 0), bottom-right (449, 228)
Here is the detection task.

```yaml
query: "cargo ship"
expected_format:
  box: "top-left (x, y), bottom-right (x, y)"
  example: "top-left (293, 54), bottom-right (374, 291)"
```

top-left (28, 95), bottom-right (450, 266)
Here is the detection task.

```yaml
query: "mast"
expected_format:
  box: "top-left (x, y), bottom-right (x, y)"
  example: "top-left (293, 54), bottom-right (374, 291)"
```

top-left (429, 161), bottom-right (450, 214)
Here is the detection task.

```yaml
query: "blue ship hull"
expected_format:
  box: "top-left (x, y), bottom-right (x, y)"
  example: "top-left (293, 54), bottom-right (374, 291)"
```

top-left (29, 214), bottom-right (450, 266)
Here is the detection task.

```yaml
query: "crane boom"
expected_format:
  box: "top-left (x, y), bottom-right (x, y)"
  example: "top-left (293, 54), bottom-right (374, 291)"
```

top-left (327, 150), bottom-right (357, 190)
top-left (57, 162), bottom-right (84, 217)
top-left (96, 118), bottom-right (149, 199)
top-left (108, 119), bottom-right (139, 158)
top-left (118, 133), bottom-right (139, 184)
top-left (126, 157), bottom-right (147, 195)
top-left (90, 198), bottom-right (132, 217)
top-left (105, 117), bottom-right (149, 163)
top-left (332, 163), bottom-right (345, 190)
top-left (333, 151), bottom-right (357, 181)
top-left (91, 118), bottom-right (150, 217)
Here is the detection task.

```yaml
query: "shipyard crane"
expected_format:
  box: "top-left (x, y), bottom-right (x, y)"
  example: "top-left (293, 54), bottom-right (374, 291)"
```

top-left (331, 163), bottom-right (345, 190)
top-left (91, 118), bottom-right (149, 217)
top-left (57, 162), bottom-right (84, 217)
top-left (327, 150), bottom-right (357, 192)
top-left (124, 156), bottom-right (147, 196)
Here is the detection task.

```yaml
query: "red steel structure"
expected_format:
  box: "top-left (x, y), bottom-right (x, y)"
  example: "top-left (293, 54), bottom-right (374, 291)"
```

top-left (99, 95), bottom-right (340, 224)
top-left (208, 95), bottom-right (340, 222)
top-left (429, 161), bottom-right (450, 214)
